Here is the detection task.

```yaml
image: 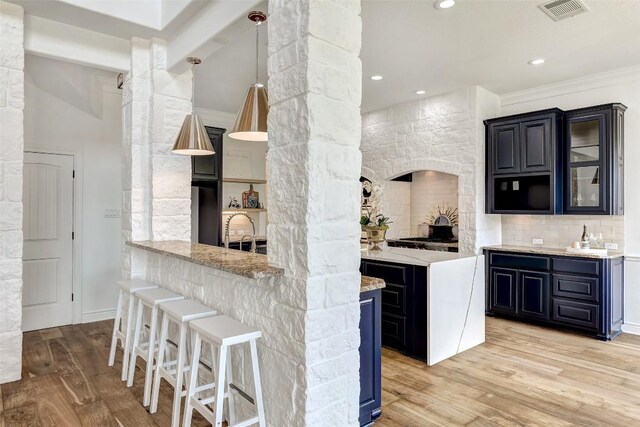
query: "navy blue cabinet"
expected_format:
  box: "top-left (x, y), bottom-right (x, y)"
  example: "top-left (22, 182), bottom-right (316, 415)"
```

top-left (361, 260), bottom-right (427, 360)
top-left (485, 250), bottom-right (623, 340)
top-left (485, 109), bottom-right (563, 214)
top-left (359, 288), bottom-right (382, 426)
top-left (486, 103), bottom-right (626, 215)
top-left (564, 104), bottom-right (626, 215)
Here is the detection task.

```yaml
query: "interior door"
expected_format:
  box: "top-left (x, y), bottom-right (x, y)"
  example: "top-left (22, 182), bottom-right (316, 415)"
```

top-left (22, 152), bottom-right (74, 331)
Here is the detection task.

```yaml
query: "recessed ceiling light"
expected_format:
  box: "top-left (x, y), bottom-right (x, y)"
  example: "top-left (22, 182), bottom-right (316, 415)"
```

top-left (370, 75), bottom-right (383, 81)
top-left (415, 90), bottom-right (426, 95)
top-left (528, 58), bottom-right (545, 65)
top-left (434, 0), bottom-right (455, 9)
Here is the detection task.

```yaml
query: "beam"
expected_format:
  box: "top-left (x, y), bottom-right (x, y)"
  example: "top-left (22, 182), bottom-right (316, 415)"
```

top-left (24, 15), bottom-right (130, 72)
top-left (166, 0), bottom-right (263, 73)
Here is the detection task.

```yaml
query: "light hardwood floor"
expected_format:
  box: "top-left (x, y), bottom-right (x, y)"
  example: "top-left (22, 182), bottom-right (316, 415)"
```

top-left (1, 317), bottom-right (640, 426)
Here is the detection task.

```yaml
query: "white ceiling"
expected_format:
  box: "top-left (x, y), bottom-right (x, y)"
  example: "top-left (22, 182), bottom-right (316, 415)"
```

top-left (195, 0), bottom-right (640, 114)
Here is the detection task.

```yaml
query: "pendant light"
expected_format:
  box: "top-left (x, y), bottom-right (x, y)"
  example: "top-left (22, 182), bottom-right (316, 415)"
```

top-left (171, 57), bottom-right (215, 155)
top-left (228, 11), bottom-right (269, 142)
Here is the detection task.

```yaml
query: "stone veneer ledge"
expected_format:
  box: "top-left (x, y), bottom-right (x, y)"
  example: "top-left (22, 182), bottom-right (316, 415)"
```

top-left (127, 240), bottom-right (284, 279)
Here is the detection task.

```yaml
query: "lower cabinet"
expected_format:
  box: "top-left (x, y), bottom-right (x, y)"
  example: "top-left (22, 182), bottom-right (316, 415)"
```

top-left (485, 250), bottom-right (623, 340)
top-left (359, 288), bottom-right (382, 426)
top-left (361, 260), bottom-right (427, 359)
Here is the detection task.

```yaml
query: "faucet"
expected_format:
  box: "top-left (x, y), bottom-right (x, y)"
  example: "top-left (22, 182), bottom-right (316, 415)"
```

top-left (224, 212), bottom-right (256, 251)
top-left (239, 234), bottom-right (257, 253)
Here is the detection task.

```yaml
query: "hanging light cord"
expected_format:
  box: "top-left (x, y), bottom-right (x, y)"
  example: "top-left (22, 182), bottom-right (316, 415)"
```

top-left (191, 61), bottom-right (196, 113)
top-left (255, 20), bottom-right (261, 84)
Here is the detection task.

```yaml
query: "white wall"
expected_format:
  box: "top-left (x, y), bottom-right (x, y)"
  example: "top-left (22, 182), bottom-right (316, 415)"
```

top-left (24, 55), bottom-right (122, 322)
top-left (499, 66), bottom-right (640, 332)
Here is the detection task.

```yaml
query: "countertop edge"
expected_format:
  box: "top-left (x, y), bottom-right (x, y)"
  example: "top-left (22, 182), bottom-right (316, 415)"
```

top-left (361, 276), bottom-right (386, 292)
top-left (127, 241), bottom-right (285, 279)
top-left (483, 245), bottom-right (625, 260)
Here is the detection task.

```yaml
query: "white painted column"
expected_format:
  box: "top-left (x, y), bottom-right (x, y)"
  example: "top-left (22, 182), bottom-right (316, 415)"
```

top-left (0, 0), bottom-right (24, 384)
top-left (267, 0), bottom-right (363, 424)
top-left (122, 38), bottom-right (192, 278)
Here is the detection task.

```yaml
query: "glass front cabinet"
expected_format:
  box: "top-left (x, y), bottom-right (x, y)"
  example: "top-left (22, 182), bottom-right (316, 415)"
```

top-left (564, 104), bottom-right (626, 215)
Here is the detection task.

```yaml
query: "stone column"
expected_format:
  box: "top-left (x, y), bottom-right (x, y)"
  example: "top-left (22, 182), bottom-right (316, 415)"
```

top-left (122, 38), bottom-right (192, 278)
top-left (267, 1), bottom-right (363, 424)
top-left (0, 0), bottom-right (24, 384)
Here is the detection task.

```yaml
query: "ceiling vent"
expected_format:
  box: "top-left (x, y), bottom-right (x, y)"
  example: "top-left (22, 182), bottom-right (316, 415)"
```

top-left (539, 0), bottom-right (589, 21)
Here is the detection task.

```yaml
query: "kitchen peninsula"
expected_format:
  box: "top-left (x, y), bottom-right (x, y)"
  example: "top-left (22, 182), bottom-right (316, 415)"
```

top-left (361, 245), bottom-right (485, 366)
top-left (125, 240), bottom-right (385, 426)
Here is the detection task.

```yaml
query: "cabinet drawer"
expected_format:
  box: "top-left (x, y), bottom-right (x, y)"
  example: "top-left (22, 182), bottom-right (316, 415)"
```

top-left (365, 262), bottom-right (410, 285)
top-left (489, 253), bottom-right (550, 271)
top-left (381, 314), bottom-right (406, 350)
top-left (381, 283), bottom-right (406, 316)
top-left (552, 258), bottom-right (600, 276)
top-left (552, 298), bottom-right (599, 330)
top-left (552, 274), bottom-right (599, 303)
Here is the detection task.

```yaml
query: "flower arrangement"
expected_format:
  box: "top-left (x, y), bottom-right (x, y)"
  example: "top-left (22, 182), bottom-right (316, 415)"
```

top-left (360, 181), bottom-right (392, 230)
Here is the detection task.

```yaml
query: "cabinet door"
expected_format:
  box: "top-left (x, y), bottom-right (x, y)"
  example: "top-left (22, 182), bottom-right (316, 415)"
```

top-left (192, 127), bottom-right (224, 181)
top-left (518, 271), bottom-right (550, 320)
top-left (564, 111), bottom-right (607, 214)
top-left (491, 123), bottom-right (520, 174)
top-left (359, 290), bottom-right (382, 426)
top-left (521, 118), bottom-right (552, 173)
top-left (489, 267), bottom-right (518, 315)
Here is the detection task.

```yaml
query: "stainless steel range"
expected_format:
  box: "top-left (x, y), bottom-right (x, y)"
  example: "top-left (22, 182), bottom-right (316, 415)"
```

top-left (386, 237), bottom-right (459, 252)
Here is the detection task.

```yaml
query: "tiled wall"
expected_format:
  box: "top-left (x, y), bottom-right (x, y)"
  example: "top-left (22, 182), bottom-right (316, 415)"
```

top-left (501, 215), bottom-right (625, 250)
top-left (410, 171), bottom-right (458, 236)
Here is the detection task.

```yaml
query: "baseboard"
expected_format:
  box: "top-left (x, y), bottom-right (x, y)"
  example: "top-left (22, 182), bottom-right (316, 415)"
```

top-left (81, 308), bottom-right (116, 324)
top-left (622, 323), bottom-right (640, 336)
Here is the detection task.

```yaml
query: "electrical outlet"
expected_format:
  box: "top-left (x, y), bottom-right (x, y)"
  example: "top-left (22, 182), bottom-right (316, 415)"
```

top-left (229, 230), bottom-right (235, 236)
top-left (532, 238), bottom-right (544, 245)
top-left (605, 242), bottom-right (618, 250)
top-left (104, 208), bottom-right (121, 218)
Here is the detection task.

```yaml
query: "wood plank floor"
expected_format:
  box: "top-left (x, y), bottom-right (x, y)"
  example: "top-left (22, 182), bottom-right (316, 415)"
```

top-left (377, 318), bottom-right (640, 427)
top-left (0, 320), bottom-right (210, 427)
top-left (2, 317), bottom-right (640, 426)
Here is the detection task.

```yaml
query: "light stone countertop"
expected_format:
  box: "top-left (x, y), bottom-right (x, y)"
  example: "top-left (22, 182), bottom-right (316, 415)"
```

top-left (360, 276), bottom-right (386, 292)
top-left (127, 240), bottom-right (284, 279)
top-left (360, 244), bottom-right (476, 267)
top-left (483, 244), bottom-right (624, 259)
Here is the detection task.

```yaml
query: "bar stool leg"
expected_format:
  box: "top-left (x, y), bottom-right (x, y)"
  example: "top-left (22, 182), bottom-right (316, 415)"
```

top-left (183, 332), bottom-right (202, 427)
top-left (225, 346), bottom-right (236, 426)
top-left (213, 344), bottom-right (227, 427)
top-left (143, 305), bottom-right (159, 406)
top-left (250, 339), bottom-right (266, 426)
top-left (122, 293), bottom-right (136, 381)
top-left (171, 322), bottom-right (188, 427)
top-left (127, 299), bottom-right (144, 387)
top-left (108, 289), bottom-right (124, 367)
top-left (150, 312), bottom-right (169, 414)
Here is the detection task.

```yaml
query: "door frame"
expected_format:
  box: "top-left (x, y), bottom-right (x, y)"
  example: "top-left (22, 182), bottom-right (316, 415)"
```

top-left (24, 145), bottom-right (83, 325)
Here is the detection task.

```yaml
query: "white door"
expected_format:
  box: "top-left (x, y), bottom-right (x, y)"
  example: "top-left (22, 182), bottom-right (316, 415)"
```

top-left (22, 152), bottom-right (74, 331)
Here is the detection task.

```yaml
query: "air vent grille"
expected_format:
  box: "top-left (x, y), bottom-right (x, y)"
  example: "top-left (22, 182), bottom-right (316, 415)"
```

top-left (539, 0), bottom-right (589, 21)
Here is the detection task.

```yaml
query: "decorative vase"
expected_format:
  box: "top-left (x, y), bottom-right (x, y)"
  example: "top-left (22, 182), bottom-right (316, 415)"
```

top-left (365, 227), bottom-right (387, 251)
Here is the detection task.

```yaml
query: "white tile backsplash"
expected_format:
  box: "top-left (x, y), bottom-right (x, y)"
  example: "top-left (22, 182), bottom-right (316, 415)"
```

top-left (501, 215), bottom-right (625, 250)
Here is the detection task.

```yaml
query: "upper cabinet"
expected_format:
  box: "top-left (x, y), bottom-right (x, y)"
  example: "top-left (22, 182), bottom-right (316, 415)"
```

top-left (564, 104), bottom-right (626, 215)
top-left (485, 109), bottom-right (563, 214)
top-left (485, 103), bottom-right (625, 216)
top-left (192, 127), bottom-right (225, 182)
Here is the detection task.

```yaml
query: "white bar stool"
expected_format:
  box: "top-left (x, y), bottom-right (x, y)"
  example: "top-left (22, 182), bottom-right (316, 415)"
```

top-left (127, 287), bottom-right (184, 406)
top-left (183, 315), bottom-right (266, 427)
top-left (150, 299), bottom-right (218, 427)
top-left (108, 279), bottom-right (158, 381)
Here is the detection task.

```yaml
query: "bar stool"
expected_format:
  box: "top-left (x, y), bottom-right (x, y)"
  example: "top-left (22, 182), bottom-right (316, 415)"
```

top-left (183, 315), bottom-right (266, 427)
top-left (127, 288), bottom-right (184, 406)
top-left (108, 279), bottom-right (158, 381)
top-left (150, 299), bottom-right (217, 427)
